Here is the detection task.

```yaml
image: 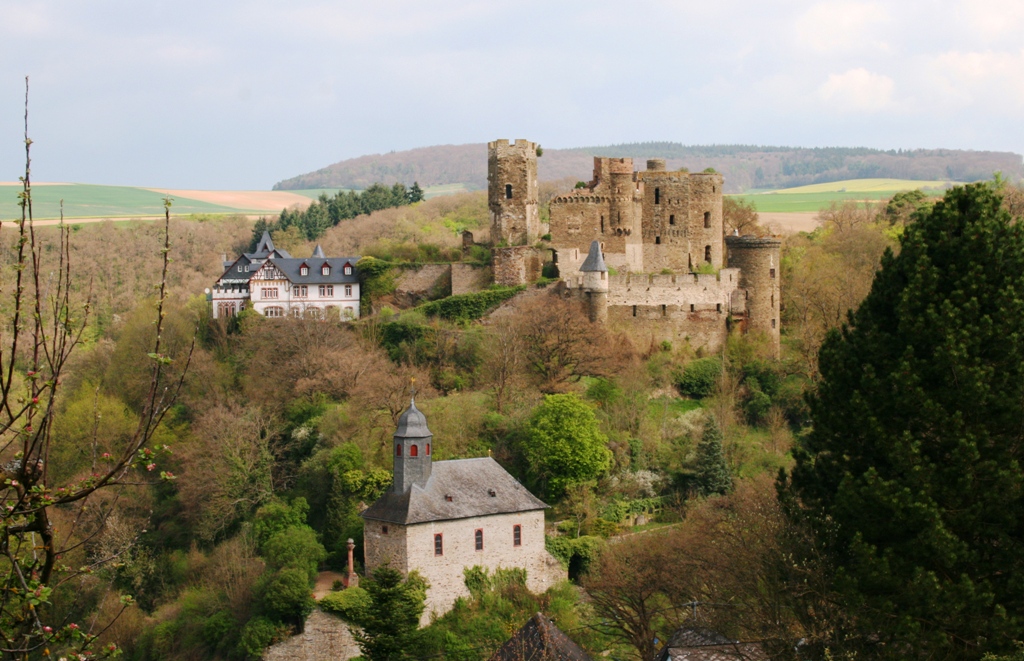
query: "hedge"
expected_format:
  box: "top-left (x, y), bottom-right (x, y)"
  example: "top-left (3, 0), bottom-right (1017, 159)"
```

top-left (418, 286), bottom-right (525, 323)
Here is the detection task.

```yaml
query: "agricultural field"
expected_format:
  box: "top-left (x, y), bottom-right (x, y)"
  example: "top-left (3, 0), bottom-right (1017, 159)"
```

top-left (733, 178), bottom-right (957, 213)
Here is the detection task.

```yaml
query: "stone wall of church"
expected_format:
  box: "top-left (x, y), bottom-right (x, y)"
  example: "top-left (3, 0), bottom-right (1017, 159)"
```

top-left (363, 520), bottom-right (409, 574)
top-left (402, 510), bottom-right (564, 624)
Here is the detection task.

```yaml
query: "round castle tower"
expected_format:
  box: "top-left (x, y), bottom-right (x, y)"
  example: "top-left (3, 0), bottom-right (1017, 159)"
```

top-left (607, 158), bottom-right (637, 235)
top-left (725, 235), bottom-right (781, 358)
top-left (488, 139), bottom-right (539, 246)
top-left (392, 397), bottom-right (433, 494)
top-left (580, 240), bottom-right (609, 323)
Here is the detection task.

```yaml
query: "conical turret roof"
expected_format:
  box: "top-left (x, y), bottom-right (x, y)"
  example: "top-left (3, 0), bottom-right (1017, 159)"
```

top-left (395, 399), bottom-right (432, 438)
top-left (312, 244), bottom-right (325, 258)
top-left (579, 240), bottom-right (607, 273)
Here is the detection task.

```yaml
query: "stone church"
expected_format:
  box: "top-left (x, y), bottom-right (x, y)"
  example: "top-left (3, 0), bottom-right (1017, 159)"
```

top-left (361, 399), bottom-right (565, 622)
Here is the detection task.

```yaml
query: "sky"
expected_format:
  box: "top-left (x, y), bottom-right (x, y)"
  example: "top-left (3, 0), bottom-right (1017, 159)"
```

top-left (1, 0), bottom-right (1022, 190)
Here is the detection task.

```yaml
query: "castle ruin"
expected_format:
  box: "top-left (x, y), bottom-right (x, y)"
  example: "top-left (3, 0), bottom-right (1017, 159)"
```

top-left (487, 141), bottom-right (781, 357)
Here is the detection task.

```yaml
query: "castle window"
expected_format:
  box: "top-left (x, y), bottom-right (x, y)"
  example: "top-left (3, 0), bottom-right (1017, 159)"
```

top-left (396, 444), bottom-right (402, 456)
top-left (717, 303), bottom-right (722, 313)
top-left (655, 188), bottom-right (661, 204)
top-left (632, 305), bottom-right (637, 317)
top-left (704, 211), bottom-right (711, 228)
top-left (410, 444), bottom-right (418, 457)
top-left (600, 215), bottom-right (605, 233)
top-left (690, 304), bottom-right (695, 312)
top-left (772, 318), bottom-right (777, 329)
top-left (434, 534), bottom-right (443, 556)
top-left (445, 494), bottom-right (453, 502)
top-left (669, 214), bottom-right (675, 225)
top-left (505, 184), bottom-right (513, 199)
top-left (382, 525), bottom-right (388, 535)
top-left (655, 236), bottom-right (661, 245)
top-left (488, 489), bottom-right (496, 497)
top-left (771, 294), bottom-right (775, 308)
top-left (475, 529), bottom-right (484, 551)
top-left (705, 245), bottom-right (712, 262)
top-left (770, 268), bottom-right (776, 279)
top-left (662, 304), bottom-right (667, 316)
top-left (513, 525), bottom-right (522, 547)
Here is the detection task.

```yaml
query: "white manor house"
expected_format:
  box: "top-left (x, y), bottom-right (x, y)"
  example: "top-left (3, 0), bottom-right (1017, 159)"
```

top-left (210, 232), bottom-right (360, 320)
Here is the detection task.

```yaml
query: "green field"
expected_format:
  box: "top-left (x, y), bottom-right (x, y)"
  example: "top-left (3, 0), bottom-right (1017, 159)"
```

top-left (0, 184), bottom-right (241, 221)
top-left (733, 178), bottom-right (962, 213)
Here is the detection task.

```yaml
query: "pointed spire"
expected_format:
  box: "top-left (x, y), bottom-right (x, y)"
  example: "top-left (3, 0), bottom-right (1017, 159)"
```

top-left (580, 240), bottom-right (608, 273)
top-left (256, 231), bottom-right (275, 254)
top-left (312, 244), bottom-right (325, 258)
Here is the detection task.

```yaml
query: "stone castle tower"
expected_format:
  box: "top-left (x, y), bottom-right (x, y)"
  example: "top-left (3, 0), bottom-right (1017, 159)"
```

top-left (725, 236), bottom-right (782, 358)
top-left (488, 139), bottom-right (540, 246)
top-left (580, 240), bottom-right (609, 323)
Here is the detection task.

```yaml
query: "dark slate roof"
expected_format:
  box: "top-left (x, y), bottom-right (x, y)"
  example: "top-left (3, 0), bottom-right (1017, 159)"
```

top-left (217, 255), bottom-right (254, 283)
top-left (395, 400), bottom-right (432, 438)
top-left (579, 241), bottom-right (607, 273)
top-left (489, 613), bottom-right (591, 661)
top-left (255, 231), bottom-right (275, 253)
top-left (264, 257), bottom-right (360, 284)
top-left (653, 628), bottom-right (767, 661)
top-left (360, 457), bottom-right (547, 525)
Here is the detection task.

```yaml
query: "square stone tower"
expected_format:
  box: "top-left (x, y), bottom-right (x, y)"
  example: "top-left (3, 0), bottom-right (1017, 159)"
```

top-left (488, 139), bottom-right (539, 246)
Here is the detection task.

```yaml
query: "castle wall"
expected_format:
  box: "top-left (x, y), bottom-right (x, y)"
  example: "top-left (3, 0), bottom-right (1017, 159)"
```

top-left (450, 263), bottom-right (491, 295)
top-left (493, 246), bottom-right (543, 287)
top-left (400, 510), bottom-right (563, 624)
top-left (488, 139), bottom-right (539, 246)
top-left (608, 306), bottom-right (730, 353)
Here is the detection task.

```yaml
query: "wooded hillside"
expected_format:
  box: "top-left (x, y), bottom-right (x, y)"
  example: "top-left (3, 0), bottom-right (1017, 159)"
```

top-left (273, 143), bottom-right (1024, 194)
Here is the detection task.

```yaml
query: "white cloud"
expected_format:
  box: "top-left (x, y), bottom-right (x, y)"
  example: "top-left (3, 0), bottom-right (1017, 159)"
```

top-left (817, 67), bottom-right (895, 111)
top-left (794, 2), bottom-right (890, 53)
top-left (926, 49), bottom-right (1024, 110)
top-left (962, 0), bottom-right (1024, 40)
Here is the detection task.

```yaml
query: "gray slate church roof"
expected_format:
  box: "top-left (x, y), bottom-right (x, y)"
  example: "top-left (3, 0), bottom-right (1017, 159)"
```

top-left (653, 628), bottom-right (767, 661)
top-left (360, 456), bottom-right (547, 525)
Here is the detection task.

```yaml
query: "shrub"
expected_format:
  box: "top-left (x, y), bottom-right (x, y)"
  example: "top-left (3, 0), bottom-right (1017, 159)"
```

top-left (262, 525), bottom-right (327, 582)
top-left (320, 587), bottom-right (371, 623)
top-left (675, 357), bottom-right (722, 397)
top-left (259, 567), bottom-right (316, 622)
top-left (418, 286), bottom-right (525, 323)
top-left (237, 616), bottom-right (285, 660)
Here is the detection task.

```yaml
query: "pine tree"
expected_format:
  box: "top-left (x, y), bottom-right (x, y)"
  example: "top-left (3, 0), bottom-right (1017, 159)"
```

top-left (408, 181), bottom-right (424, 203)
top-left (354, 566), bottom-right (426, 661)
top-left (786, 183), bottom-right (1024, 659)
top-left (694, 414), bottom-right (731, 496)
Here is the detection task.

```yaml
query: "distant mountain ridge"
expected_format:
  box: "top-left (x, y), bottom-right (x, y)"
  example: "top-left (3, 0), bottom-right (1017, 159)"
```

top-left (273, 142), bottom-right (1024, 194)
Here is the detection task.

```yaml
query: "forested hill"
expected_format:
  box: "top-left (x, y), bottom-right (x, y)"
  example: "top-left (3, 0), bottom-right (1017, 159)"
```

top-left (273, 142), bottom-right (1024, 193)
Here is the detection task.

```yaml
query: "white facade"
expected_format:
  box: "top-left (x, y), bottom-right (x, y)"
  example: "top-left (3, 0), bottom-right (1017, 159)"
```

top-left (248, 263), bottom-right (360, 320)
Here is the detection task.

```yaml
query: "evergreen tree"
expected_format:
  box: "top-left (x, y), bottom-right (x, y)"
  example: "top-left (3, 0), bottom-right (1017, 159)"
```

top-left (354, 566), bottom-right (426, 661)
top-left (786, 184), bottom-right (1024, 659)
top-left (408, 181), bottom-right (424, 203)
top-left (694, 414), bottom-right (731, 496)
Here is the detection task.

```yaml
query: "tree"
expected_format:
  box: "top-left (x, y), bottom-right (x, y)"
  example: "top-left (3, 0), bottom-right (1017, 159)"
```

top-left (524, 394), bottom-right (611, 498)
top-left (786, 184), bottom-right (1024, 659)
top-left (354, 566), bottom-right (427, 661)
top-left (408, 182), bottom-right (424, 203)
top-left (694, 415), bottom-right (731, 497)
top-left (1, 88), bottom-right (189, 659)
top-left (722, 197), bottom-right (764, 236)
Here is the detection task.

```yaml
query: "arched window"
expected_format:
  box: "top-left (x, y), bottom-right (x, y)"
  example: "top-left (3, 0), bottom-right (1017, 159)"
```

top-left (704, 211), bottom-right (711, 228)
top-left (705, 245), bottom-right (712, 262)
top-left (396, 444), bottom-right (402, 456)
top-left (513, 524), bottom-right (522, 547)
top-left (426, 444), bottom-right (431, 455)
top-left (505, 184), bottom-right (513, 199)
top-left (264, 306), bottom-right (284, 318)
top-left (434, 534), bottom-right (443, 556)
top-left (475, 529), bottom-right (484, 551)
top-left (654, 187), bottom-right (661, 204)
top-left (410, 444), bottom-right (418, 457)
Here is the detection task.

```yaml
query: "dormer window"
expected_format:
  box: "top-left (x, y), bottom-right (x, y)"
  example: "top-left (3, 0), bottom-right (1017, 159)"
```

top-left (237, 265), bottom-right (242, 272)
top-left (322, 265), bottom-right (331, 276)
top-left (300, 265), bottom-right (308, 276)
top-left (344, 264), bottom-right (353, 276)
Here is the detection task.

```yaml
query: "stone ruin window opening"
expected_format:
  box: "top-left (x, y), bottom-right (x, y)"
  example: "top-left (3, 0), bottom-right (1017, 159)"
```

top-left (770, 268), bottom-right (776, 279)
top-left (772, 318), bottom-right (777, 329)
top-left (632, 305), bottom-right (637, 317)
top-left (655, 188), bottom-right (661, 204)
top-left (475, 529), bottom-right (484, 551)
top-left (669, 214), bottom-right (675, 225)
top-left (410, 444), bottom-right (418, 457)
top-left (600, 215), bottom-right (605, 233)
top-left (704, 211), bottom-right (711, 228)
top-left (434, 534), bottom-right (443, 556)
top-left (771, 293), bottom-right (775, 308)
top-left (505, 184), bottom-right (513, 199)
top-left (513, 524), bottom-right (522, 546)
top-left (717, 303), bottom-right (722, 313)
top-left (705, 245), bottom-right (712, 262)
top-left (661, 304), bottom-right (667, 316)
top-left (382, 525), bottom-right (388, 535)
top-left (655, 236), bottom-right (661, 245)
top-left (690, 304), bottom-right (695, 312)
